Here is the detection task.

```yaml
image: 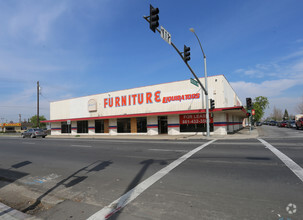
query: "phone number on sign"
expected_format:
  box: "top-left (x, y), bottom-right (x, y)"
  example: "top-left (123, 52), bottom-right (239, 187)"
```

top-left (181, 119), bottom-right (207, 124)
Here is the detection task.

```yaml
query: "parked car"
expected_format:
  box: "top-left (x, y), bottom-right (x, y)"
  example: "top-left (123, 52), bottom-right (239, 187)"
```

top-left (286, 120), bottom-right (296, 128)
top-left (296, 117), bottom-right (303, 130)
top-left (269, 121), bottom-right (277, 126)
top-left (256, 122), bottom-right (262, 126)
top-left (280, 121), bottom-right (288, 127)
top-left (21, 128), bottom-right (47, 138)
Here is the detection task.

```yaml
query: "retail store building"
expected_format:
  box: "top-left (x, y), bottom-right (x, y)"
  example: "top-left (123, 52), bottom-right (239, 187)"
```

top-left (43, 75), bottom-right (247, 136)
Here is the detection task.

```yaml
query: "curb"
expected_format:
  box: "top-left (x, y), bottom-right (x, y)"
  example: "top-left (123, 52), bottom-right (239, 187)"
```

top-left (0, 127), bottom-right (259, 140)
top-left (0, 202), bottom-right (39, 220)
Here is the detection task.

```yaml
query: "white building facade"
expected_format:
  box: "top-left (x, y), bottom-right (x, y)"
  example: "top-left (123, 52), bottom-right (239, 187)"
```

top-left (43, 75), bottom-right (247, 136)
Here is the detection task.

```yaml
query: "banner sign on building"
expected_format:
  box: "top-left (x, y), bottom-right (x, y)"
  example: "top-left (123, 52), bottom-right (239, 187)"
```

top-left (0, 123), bottom-right (21, 127)
top-left (179, 114), bottom-right (213, 124)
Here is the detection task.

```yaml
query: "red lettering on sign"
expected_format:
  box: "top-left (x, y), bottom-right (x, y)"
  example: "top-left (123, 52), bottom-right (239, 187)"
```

top-left (109, 97), bottom-right (113, 107)
top-left (146, 92), bottom-right (152, 104)
top-left (121, 96), bottom-right (127, 106)
top-left (155, 91), bottom-right (161, 103)
top-left (115, 97), bottom-right (120, 107)
top-left (104, 98), bottom-right (108, 108)
top-left (138, 93), bottom-right (144, 104)
top-left (132, 94), bottom-right (137, 105)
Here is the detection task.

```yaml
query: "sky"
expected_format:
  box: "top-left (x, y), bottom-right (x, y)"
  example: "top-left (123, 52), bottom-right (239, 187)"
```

top-left (0, 0), bottom-right (303, 122)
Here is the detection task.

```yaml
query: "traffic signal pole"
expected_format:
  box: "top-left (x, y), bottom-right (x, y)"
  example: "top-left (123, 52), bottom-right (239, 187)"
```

top-left (143, 16), bottom-right (208, 96)
top-left (143, 16), bottom-right (208, 95)
top-left (143, 14), bottom-right (211, 136)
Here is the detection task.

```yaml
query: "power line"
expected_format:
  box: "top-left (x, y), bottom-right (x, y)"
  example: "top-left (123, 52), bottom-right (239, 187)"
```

top-left (0, 106), bottom-right (48, 109)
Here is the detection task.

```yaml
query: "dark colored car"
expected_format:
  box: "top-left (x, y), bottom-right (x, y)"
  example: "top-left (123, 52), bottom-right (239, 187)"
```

top-left (269, 121), bottom-right (277, 126)
top-left (256, 122), bottom-right (262, 126)
top-left (21, 128), bottom-right (47, 138)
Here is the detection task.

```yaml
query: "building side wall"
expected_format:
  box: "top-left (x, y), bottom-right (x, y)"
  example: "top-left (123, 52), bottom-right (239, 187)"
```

top-left (48, 75), bottom-right (246, 136)
top-left (50, 75), bottom-right (242, 121)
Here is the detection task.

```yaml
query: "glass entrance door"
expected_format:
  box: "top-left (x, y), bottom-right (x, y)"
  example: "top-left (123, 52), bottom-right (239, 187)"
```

top-left (158, 116), bottom-right (168, 134)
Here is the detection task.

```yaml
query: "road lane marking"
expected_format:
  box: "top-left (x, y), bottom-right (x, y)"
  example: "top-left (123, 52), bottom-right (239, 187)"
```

top-left (148, 149), bottom-right (188, 153)
top-left (70, 144), bottom-right (92, 148)
top-left (258, 138), bottom-right (303, 182)
top-left (87, 139), bottom-right (216, 220)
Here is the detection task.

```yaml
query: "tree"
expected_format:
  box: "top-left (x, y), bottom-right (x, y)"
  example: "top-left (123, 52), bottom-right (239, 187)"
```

top-left (30, 115), bottom-right (47, 128)
top-left (271, 106), bottom-right (283, 121)
top-left (253, 96), bottom-right (269, 122)
top-left (283, 109), bottom-right (289, 120)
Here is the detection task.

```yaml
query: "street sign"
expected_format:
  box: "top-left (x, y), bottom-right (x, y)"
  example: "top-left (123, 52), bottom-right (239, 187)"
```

top-left (252, 109), bottom-right (255, 116)
top-left (190, 78), bottom-right (199, 87)
top-left (160, 26), bottom-right (171, 45)
top-left (67, 120), bottom-right (71, 125)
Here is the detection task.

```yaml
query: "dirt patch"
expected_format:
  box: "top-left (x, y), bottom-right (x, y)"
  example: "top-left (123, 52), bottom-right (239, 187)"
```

top-left (0, 180), bottom-right (58, 215)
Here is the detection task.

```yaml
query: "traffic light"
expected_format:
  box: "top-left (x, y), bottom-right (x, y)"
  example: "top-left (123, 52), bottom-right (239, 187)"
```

top-left (246, 97), bottom-right (252, 109)
top-left (246, 112), bottom-right (251, 117)
top-left (150, 4), bottom-right (159, 33)
top-left (183, 45), bottom-right (190, 62)
top-left (210, 99), bottom-right (215, 110)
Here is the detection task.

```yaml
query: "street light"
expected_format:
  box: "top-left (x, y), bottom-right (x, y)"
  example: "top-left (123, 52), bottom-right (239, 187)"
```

top-left (189, 28), bottom-right (210, 137)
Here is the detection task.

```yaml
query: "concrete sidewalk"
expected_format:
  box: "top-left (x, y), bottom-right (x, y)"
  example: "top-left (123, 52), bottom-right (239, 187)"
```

top-left (46, 126), bottom-right (259, 140)
top-left (0, 127), bottom-right (259, 140)
top-left (0, 202), bottom-right (38, 220)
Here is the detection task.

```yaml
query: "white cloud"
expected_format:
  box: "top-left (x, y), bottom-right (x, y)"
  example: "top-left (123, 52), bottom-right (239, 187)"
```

top-left (231, 78), bottom-right (298, 99)
top-left (231, 48), bottom-right (303, 118)
top-left (8, 2), bottom-right (67, 42)
top-left (277, 47), bottom-right (303, 62)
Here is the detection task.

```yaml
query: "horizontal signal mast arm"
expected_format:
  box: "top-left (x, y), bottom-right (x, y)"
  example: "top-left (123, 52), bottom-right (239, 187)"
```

top-left (143, 16), bottom-right (208, 95)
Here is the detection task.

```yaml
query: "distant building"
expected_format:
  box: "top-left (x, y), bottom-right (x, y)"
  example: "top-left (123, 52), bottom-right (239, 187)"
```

top-left (42, 75), bottom-right (247, 136)
top-left (0, 123), bottom-right (21, 132)
top-left (21, 122), bottom-right (34, 130)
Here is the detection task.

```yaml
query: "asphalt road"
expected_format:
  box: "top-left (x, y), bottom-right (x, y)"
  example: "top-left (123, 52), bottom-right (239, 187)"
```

top-left (0, 125), bottom-right (303, 220)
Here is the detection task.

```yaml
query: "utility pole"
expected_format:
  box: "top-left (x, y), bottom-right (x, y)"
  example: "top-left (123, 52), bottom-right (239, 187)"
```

top-left (37, 81), bottom-right (40, 128)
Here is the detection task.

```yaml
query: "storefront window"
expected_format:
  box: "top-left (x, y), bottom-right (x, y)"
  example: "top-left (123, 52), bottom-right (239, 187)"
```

top-left (77, 121), bottom-right (88, 133)
top-left (61, 122), bottom-right (71, 133)
top-left (137, 117), bottom-right (147, 133)
top-left (5, 127), bottom-right (15, 131)
top-left (95, 120), bottom-right (104, 133)
top-left (117, 118), bottom-right (131, 133)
